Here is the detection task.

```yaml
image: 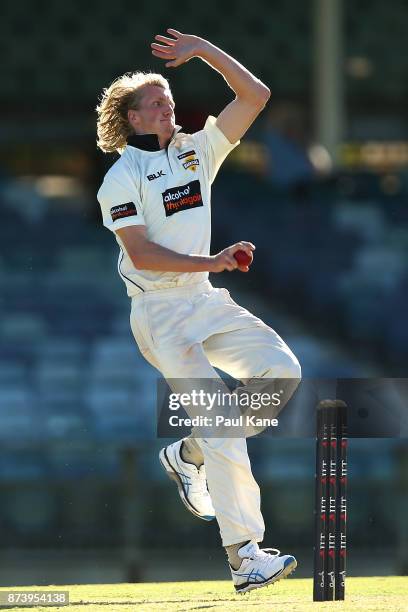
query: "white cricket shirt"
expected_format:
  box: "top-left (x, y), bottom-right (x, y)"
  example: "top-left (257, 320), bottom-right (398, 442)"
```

top-left (97, 116), bottom-right (239, 296)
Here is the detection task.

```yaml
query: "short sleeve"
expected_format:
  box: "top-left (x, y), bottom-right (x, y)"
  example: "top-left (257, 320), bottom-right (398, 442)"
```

top-left (97, 176), bottom-right (146, 233)
top-left (193, 116), bottom-right (240, 184)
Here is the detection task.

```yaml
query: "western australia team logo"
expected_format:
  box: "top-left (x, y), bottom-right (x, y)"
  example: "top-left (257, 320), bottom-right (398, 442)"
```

top-left (162, 180), bottom-right (203, 217)
top-left (177, 149), bottom-right (200, 172)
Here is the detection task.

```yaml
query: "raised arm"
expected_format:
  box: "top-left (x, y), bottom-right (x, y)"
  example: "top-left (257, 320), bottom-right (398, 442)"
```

top-left (151, 29), bottom-right (270, 143)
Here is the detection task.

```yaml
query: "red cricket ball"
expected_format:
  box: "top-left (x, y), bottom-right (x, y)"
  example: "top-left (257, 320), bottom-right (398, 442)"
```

top-left (233, 249), bottom-right (253, 268)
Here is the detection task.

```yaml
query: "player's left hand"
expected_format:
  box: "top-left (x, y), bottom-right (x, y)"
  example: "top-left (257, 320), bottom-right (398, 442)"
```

top-left (151, 29), bottom-right (202, 68)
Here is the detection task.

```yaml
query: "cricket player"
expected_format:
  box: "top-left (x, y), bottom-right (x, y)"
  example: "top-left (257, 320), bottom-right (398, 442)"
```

top-left (96, 29), bottom-right (301, 593)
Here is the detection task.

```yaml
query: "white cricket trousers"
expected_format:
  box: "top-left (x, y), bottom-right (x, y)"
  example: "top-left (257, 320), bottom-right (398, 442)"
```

top-left (130, 280), bottom-right (301, 546)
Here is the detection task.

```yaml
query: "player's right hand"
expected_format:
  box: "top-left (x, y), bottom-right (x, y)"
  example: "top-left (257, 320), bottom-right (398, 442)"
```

top-left (210, 241), bottom-right (255, 273)
top-left (151, 29), bottom-right (201, 68)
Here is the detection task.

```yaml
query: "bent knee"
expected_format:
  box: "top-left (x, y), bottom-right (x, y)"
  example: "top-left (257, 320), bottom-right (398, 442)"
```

top-left (289, 353), bottom-right (302, 381)
top-left (265, 351), bottom-right (302, 382)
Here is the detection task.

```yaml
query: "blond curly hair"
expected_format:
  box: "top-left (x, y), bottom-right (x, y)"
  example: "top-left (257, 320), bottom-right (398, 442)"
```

top-left (96, 71), bottom-right (171, 153)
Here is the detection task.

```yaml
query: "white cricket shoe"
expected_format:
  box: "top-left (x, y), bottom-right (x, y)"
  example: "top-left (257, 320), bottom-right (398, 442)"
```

top-left (159, 439), bottom-right (215, 521)
top-left (231, 540), bottom-right (297, 593)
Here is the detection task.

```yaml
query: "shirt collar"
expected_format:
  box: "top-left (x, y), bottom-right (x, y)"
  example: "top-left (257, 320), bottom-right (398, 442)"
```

top-left (127, 125), bottom-right (182, 151)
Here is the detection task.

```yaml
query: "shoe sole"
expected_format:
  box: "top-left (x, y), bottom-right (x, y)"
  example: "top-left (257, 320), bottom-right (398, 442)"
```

top-left (159, 447), bottom-right (215, 522)
top-left (235, 556), bottom-right (297, 594)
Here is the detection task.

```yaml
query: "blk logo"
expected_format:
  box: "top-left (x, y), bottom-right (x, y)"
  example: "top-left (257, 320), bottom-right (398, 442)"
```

top-left (147, 170), bottom-right (166, 181)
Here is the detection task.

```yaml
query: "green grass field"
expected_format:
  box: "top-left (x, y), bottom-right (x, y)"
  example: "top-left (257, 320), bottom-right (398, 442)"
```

top-left (0, 577), bottom-right (407, 612)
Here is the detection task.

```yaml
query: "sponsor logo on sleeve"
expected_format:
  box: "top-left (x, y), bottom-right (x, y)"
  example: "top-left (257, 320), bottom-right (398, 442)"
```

top-left (110, 202), bottom-right (137, 221)
top-left (162, 180), bottom-right (203, 217)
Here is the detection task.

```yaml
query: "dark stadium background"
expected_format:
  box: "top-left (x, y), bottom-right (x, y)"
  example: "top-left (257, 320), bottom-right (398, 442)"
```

top-left (0, 0), bottom-right (407, 584)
